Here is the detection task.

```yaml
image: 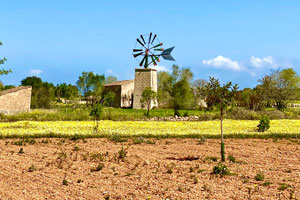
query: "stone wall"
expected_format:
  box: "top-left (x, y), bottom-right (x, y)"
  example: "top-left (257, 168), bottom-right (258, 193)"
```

top-left (121, 82), bottom-right (134, 107)
top-left (133, 68), bottom-right (157, 109)
top-left (104, 80), bottom-right (134, 108)
top-left (0, 86), bottom-right (32, 114)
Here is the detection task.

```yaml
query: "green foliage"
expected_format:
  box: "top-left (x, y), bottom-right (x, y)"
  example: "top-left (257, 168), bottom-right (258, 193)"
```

top-left (18, 148), bottom-right (25, 154)
top-left (228, 155), bottom-right (236, 163)
top-left (212, 163), bottom-right (230, 175)
top-left (259, 68), bottom-right (300, 110)
top-left (28, 164), bottom-right (37, 172)
top-left (90, 104), bottom-right (103, 121)
top-left (140, 87), bottom-right (157, 116)
top-left (201, 77), bottom-right (238, 162)
top-left (21, 76), bottom-right (55, 109)
top-left (205, 156), bottom-right (217, 162)
top-left (102, 91), bottom-right (115, 107)
top-left (201, 77), bottom-right (238, 111)
top-left (90, 163), bottom-right (104, 172)
top-left (237, 87), bottom-right (264, 110)
top-left (55, 83), bottom-right (79, 99)
top-left (62, 179), bottom-right (68, 186)
top-left (90, 104), bottom-right (103, 133)
top-left (132, 137), bottom-right (144, 144)
top-left (197, 136), bottom-right (207, 145)
top-left (0, 41), bottom-right (12, 76)
top-left (118, 147), bottom-right (127, 160)
top-left (109, 133), bottom-right (128, 143)
top-left (255, 173), bottom-right (264, 181)
top-left (105, 76), bottom-right (117, 84)
top-left (157, 65), bottom-right (195, 114)
top-left (76, 71), bottom-right (105, 105)
top-left (262, 181), bottom-right (272, 186)
top-left (192, 79), bottom-right (208, 109)
top-left (257, 116), bottom-right (270, 132)
top-left (278, 183), bottom-right (291, 191)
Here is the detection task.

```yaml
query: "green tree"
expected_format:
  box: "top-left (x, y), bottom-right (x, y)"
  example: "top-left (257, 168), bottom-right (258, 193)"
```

top-left (102, 91), bottom-right (115, 120)
top-left (55, 83), bottom-right (79, 99)
top-left (172, 67), bottom-right (194, 111)
top-left (105, 76), bottom-right (117, 84)
top-left (89, 104), bottom-right (103, 133)
top-left (258, 75), bottom-right (275, 107)
top-left (273, 68), bottom-right (300, 109)
top-left (201, 77), bottom-right (238, 162)
top-left (140, 87), bottom-right (157, 116)
top-left (259, 68), bottom-right (300, 110)
top-left (157, 71), bottom-right (172, 108)
top-left (239, 87), bottom-right (264, 110)
top-left (76, 72), bottom-right (95, 96)
top-left (192, 79), bottom-right (208, 108)
top-left (0, 41), bottom-right (12, 76)
top-left (157, 65), bottom-right (194, 115)
top-left (76, 71), bottom-right (105, 105)
top-left (21, 76), bottom-right (55, 108)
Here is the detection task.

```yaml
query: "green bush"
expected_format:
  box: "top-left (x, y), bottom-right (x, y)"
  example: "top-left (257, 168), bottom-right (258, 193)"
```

top-left (228, 155), bottom-right (236, 163)
top-left (255, 173), bottom-right (264, 181)
top-left (212, 163), bottom-right (230, 175)
top-left (257, 116), bottom-right (270, 132)
top-left (227, 107), bottom-right (259, 120)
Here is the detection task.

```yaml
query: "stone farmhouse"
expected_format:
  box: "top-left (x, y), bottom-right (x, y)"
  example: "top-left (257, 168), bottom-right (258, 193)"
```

top-left (0, 86), bottom-right (32, 114)
top-left (104, 80), bottom-right (134, 108)
top-left (104, 68), bottom-right (157, 109)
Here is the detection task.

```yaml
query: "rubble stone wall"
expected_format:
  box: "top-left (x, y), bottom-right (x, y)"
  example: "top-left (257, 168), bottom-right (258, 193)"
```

top-left (0, 86), bottom-right (32, 114)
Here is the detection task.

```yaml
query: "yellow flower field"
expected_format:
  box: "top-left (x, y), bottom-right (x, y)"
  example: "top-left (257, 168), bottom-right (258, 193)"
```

top-left (0, 120), bottom-right (299, 138)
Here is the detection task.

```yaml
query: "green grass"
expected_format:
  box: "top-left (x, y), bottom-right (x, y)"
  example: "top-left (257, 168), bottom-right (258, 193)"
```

top-left (2, 106), bottom-right (300, 122)
top-left (0, 107), bottom-right (216, 122)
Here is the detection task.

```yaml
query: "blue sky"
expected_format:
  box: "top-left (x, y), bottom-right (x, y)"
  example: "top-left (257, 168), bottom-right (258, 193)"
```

top-left (0, 0), bottom-right (300, 88)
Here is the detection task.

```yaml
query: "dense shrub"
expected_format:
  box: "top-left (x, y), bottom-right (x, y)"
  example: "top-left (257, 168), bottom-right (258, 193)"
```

top-left (227, 107), bottom-right (259, 120)
top-left (212, 163), bottom-right (230, 176)
top-left (261, 110), bottom-right (286, 120)
top-left (257, 116), bottom-right (270, 132)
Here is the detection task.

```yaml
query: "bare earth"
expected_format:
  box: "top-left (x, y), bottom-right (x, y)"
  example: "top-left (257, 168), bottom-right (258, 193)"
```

top-left (0, 138), bottom-right (299, 200)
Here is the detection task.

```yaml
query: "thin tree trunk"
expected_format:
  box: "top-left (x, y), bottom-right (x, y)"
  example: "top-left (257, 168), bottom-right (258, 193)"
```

top-left (220, 107), bottom-right (225, 162)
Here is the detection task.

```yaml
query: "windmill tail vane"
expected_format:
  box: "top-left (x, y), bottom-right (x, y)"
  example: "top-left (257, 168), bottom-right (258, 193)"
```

top-left (132, 33), bottom-right (175, 68)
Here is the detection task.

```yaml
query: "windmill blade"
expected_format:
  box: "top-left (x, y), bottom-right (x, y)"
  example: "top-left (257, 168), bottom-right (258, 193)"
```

top-left (139, 55), bottom-right (146, 66)
top-left (137, 38), bottom-right (145, 47)
top-left (144, 56), bottom-right (148, 68)
top-left (161, 46), bottom-right (175, 61)
top-left (151, 55), bottom-right (157, 66)
top-left (153, 43), bottom-right (163, 48)
top-left (149, 32), bottom-right (152, 44)
top-left (133, 52), bottom-right (144, 58)
top-left (154, 48), bottom-right (164, 51)
top-left (133, 49), bottom-right (143, 52)
top-left (140, 35), bottom-right (146, 44)
top-left (154, 55), bottom-right (160, 62)
top-left (151, 34), bottom-right (157, 44)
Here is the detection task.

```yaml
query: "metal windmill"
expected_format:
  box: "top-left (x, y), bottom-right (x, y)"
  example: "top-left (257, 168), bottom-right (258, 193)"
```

top-left (132, 33), bottom-right (175, 68)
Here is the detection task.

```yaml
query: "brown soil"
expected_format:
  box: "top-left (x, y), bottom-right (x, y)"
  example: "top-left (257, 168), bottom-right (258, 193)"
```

top-left (0, 138), bottom-right (299, 200)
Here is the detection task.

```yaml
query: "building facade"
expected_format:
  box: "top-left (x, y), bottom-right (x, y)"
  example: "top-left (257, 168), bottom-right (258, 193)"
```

top-left (0, 86), bottom-right (32, 114)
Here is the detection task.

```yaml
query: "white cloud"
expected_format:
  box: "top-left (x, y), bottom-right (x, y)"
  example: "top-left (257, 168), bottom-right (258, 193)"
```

top-left (151, 65), bottom-right (170, 72)
top-left (29, 69), bottom-right (43, 75)
top-left (202, 56), bottom-right (242, 71)
top-left (106, 69), bottom-right (113, 74)
top-left (250, 56), bottom-right (276, 68)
